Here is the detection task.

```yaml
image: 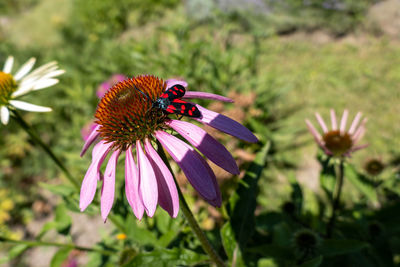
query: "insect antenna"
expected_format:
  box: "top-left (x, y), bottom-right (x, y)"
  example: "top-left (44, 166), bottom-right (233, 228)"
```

top-left (132, 83), bottom-right (150, 102)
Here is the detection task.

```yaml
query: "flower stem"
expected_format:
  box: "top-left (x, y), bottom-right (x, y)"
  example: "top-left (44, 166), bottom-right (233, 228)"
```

top-left (0, 235), bottom-right (114, 256)
top-left (11, 110), bottom-right (80, 189)
top-left (156, 141), bottom-right (226, 267)
top-left (11, 110), bottom-right (126, 234)
top-left (327, 159), bottom-right (345, 238)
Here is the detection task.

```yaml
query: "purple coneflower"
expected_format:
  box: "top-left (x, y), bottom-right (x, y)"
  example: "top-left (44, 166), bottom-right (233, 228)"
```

top-left (80, 75), bottom-right (257, 221)
top-left (0, 56), bottom-right (64, 125)
top-left (306, 109), bottom-right (367, 157)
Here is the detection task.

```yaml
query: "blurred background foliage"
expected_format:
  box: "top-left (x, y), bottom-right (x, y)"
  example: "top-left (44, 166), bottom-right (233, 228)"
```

top-left (0, 0), bottom-right (399, 266)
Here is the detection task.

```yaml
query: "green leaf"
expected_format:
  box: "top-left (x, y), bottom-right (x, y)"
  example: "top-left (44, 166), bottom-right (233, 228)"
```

top-left (50, 247), bottom-right (72, 267)
top-left (221, 222), bottom-right (245, 266)
top-left (345, 164), bottom-right (378, 203)
top-left (54, 203), bottom-right (72, 235)
top-left (320, 239), bottom-right (368, 256)
top-left (125, 215), bottom-right (158, 246)
top-left (299, 255), bottom-right (323, 267)
top-left (37, 221), bottom-right (57, 239)
top-left (257, 258), bottom-right (277, 267)
top-left (0, 244), bottom-right (30, 264)
top-left (122, 248), bottom-right (208, 267)
top-left (227, 142), bottom-right (270, 248)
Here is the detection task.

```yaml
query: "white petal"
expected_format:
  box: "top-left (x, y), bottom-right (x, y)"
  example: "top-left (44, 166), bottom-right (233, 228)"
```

top-left (0, 106), bottom-right (10, 125)
top-left (33, 78), bottom-right (59, 90)
top-left (3, 56), bottom-right (14, 73)
top-left (9, 100), bottom-right (52, 112)
top-left (12, 81), bottom-right (35, 98)
top-left (14, 58), bottom-right (36, 81)
top-left (23, 61), bottom-right (57, 80)
top-left (41, 70), bottom-right (65, 79)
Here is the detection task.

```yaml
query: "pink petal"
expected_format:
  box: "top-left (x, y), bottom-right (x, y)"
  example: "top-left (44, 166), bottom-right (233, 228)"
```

top-left (136, 140), bottom-right (158, 217)
top-left (194, 104), bottom-right (258, 143)
top-left (330, 109), bottom-right (337, 130)
top-left (315, 113), bottom-right (328, 133)
top-left (166, 79), bottom-right (188, 89)
top-left (155, 131), bottom-right (220, 206)
top-left (80, 141), bottom-right (112, 211)
top-left (352, 118), bottom-right (367, 144)
top-left (306, 120), bottom-right (332, 155)
top-left (306, 119), bottom-right (323, 145)
top-left (340, 109), bottom-right (349, 135)
top-left (144, 139), bottom-right (179, 218)
top-left (125, 146), bottom-right (144, 220)
top-left (183, 91), bottom-right (233, 102)
top-left (348, 112), bottom-right (362, 135)
top-left (80, 124), bottom-right (101, 157)
top-left (167, 119), bottom-right (239, 175)
top-left (101, 150), bottom-right (120, 221)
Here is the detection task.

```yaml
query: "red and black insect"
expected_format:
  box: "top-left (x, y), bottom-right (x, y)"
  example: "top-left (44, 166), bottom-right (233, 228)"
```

top-left (152, 84), bottom-right (201, 118)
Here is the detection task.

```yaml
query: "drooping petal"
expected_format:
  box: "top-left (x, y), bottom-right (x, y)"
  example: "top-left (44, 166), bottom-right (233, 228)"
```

top-left (14, 58), bottom-right (36, 81)
top-left (339, 109), bottom-right (349, 135)
top-left (348, 112), bottom-right (362, 135)
top-left (101, 150), bottom-right (120, 221)
top-left (330, 109), bottom-right (337, 130)
top-left (194, 104), bottom-right (258, 143)
top-left (165, 79), bottom-right (187, 89)
top-left (125, 146), bottom-right (144, 220)
top-left (80, 124), bottom-right (101, 157)
top-left (0, 106), bottom-right (10, 125)
top-left (80, 141), bottom-right (112, 211)
top-left (3, 56), bottom-right (14, 73)
top-left (167, 119), bottom-right (239, 175)
top-left (315, 113), bottom-right (328, 133)
top-left (136, 140), bottom-right (158, 217)
top-left (183, 91), bottom-right (234, 102)
top-left (9, 100), bottom-right (52, 112)
top-left (144, 139), bottom-right (179, 218)
top-left (155, 131), bottom-right (220, 206)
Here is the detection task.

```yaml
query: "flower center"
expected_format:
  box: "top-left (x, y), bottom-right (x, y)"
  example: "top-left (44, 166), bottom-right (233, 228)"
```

top-left (0, 72), bottom-right (17, 106)
top-left (322, 130), bottom-right (353, 156)
top-left (364, 159), bottom-right (384, 176)
top-left (95, 75), bottom-right (167, 150)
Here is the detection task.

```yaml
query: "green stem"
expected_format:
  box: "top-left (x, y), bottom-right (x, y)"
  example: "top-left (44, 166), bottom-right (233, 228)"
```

top-left (327, 159), bottom-right (345, 238)
top-left (156, 141), bottom-right (226, 267)
top-left (11, 110), bottom-right (126, 234)
top-left (11, 110), bottom-right (80, 189)
top-left (0, 236), bottom-right (114, 256)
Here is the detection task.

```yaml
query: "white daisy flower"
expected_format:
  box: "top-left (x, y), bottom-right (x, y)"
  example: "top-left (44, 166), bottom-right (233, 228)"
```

top-left (0, 56), bottom-right (64, 125)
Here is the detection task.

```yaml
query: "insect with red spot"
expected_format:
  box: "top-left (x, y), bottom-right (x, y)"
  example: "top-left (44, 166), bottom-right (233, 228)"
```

top-left (152, 84), bottom-right (201, 118)
top-left (133, 83), bottom-right (201, 118)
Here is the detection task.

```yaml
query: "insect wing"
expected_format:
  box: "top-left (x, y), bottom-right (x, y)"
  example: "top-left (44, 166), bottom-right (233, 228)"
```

top-left (168, 99), bottom-right (201, 118)
top-left (162, 84), bottom-right (186, 101)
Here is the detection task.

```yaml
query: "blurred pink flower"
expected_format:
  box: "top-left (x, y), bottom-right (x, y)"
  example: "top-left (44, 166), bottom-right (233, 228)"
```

top-left (306, 109), bottom-right (367, 157)
top-left (96, 74), bottom-right (126, 98)
top-left (81, 74), bottom-right (127, 141)
top-left (80, 75), bottom-right (257, 221)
